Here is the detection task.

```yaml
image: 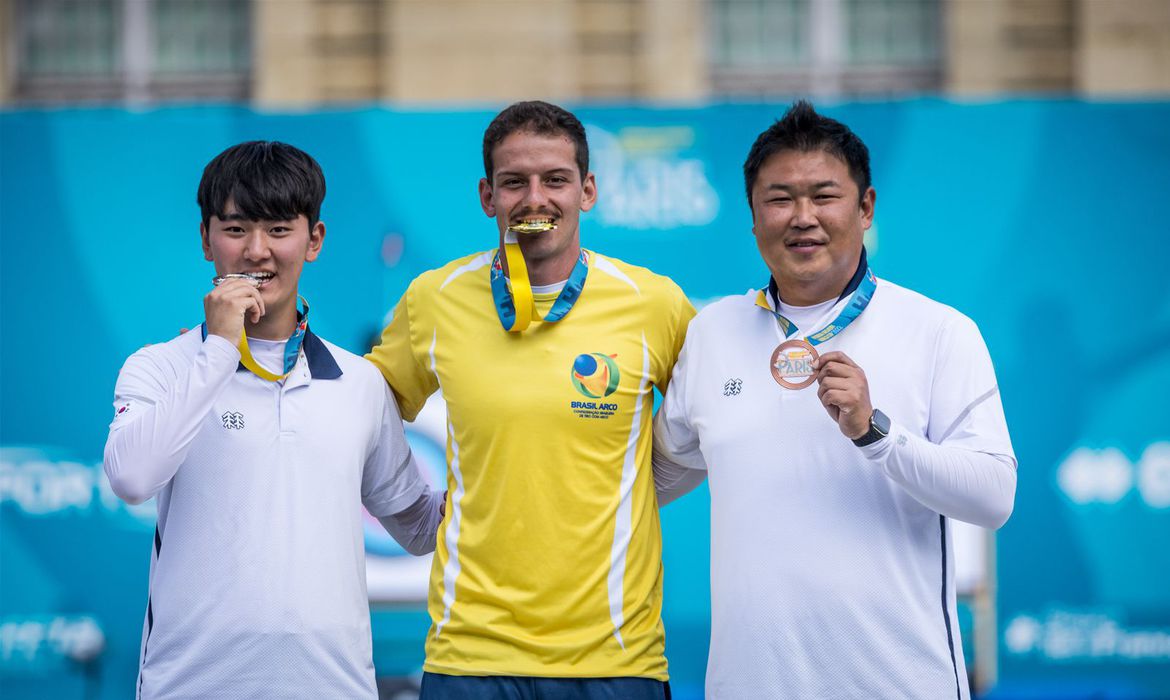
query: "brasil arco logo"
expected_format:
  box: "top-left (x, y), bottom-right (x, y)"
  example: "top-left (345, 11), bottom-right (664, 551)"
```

top-left (571, 353), bottom-right (620, 398)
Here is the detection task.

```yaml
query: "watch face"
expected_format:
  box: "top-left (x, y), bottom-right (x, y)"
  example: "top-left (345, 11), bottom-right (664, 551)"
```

top-left (853, 409), bottom-right (890, 447)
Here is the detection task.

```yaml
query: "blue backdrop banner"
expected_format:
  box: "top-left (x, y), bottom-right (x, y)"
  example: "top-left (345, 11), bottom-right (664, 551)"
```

top-left (2, 100), bottom-right (1168, 699)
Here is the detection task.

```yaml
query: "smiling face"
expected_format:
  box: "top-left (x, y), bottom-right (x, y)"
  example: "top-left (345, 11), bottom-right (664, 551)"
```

top-left (479, 130), bottom-right (597, 284)
top-left (751, 148), bottom-right (875, 306)
top-left (200, 199), bottom-right (324, 335)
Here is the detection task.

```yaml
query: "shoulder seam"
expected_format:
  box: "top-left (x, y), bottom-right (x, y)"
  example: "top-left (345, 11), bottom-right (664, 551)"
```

top-left (590, 254), bottom-right (641, 295)
top-left (439, 251), bottom-right (494, 291)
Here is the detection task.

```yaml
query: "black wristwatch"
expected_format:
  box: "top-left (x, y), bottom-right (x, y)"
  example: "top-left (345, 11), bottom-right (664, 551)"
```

top-left (852, 409), bottom-right (890, 447)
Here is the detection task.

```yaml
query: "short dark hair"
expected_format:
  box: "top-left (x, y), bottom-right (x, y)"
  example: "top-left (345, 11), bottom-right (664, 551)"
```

top-left (482, 101), bottom-right (589, 180)
top-left (197, 141), bottom-right (326, 228)
top-left (743, 100), bottom-right (871, 209)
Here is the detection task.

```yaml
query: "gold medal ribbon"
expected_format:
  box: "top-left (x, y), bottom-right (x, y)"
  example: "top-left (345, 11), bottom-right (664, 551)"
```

top-left (237, 333), bottom-right (291, 381)
top-left (236, 296), bottom-right (310, 381)
top-left (490, 228), bottom-right (590, 333)
top-left (502, 231), bottom-right (535, 332)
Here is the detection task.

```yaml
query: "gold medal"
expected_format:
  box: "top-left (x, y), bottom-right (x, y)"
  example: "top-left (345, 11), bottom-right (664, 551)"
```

top-left (770, 339), bottom-right (818, 389)
top-left (509, 220), bottom-right (556, 235)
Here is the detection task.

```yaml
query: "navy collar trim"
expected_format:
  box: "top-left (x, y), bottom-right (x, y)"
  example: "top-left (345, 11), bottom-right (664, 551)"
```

top-left (300, 328), bottom-right (343, 379)
top-left (199, 324), bottom-right (343, 380)
top-left (768, 247), bottom-right (869, 309)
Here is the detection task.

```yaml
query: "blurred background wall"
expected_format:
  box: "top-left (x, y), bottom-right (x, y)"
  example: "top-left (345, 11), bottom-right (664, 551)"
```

top-left (1, 2), bottom-right (1168, 700)
top-left (3, 0), bottom-right (1169, 106)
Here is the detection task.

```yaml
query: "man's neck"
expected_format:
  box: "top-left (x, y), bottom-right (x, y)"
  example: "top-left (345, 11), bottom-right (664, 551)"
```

top-left (774, 251), bottom-right (867, 307)
top-left (775, 274), bottom-right (850, 307)
top-left (507, 246), bottom-right (581, 287)
top-left (245, 305), bottom-right (298, 341)
top-left (527, 258), bottom-right (577, 286)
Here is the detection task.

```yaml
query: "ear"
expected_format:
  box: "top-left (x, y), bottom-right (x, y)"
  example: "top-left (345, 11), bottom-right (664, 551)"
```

top-left (860, 187), bottom-right (876, 229)
top-left (479, 178), bottom-right (495, 217)
top-left (200, 223), bottom-right (213, 261)
top-left (579, 172), bottom-right (598, 212)
top-left (305, 221), bottom-right (325, 262)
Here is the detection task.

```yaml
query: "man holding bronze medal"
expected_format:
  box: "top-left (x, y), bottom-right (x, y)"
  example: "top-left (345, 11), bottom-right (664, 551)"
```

top-left (653, 102), bottom-right (1017, 699)
top-left (367, 101), bottom-right (693, 699)
top-left (103, 142), bottom-right (442, 699)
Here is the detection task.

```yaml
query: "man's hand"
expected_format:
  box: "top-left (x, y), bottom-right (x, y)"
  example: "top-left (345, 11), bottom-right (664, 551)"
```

top-left (813, 351), bottom-right (873, 440)
top-left (204, 278), bottom-right (264, 342)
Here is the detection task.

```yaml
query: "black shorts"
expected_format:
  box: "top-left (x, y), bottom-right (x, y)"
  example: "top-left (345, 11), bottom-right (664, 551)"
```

top-left (419, 672), bottom-right (671, 700)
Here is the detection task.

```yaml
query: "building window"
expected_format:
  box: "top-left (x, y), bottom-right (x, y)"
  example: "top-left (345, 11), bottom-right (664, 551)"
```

top-left (12, 0), bottom-right (251, 104)
top-left (711, 0), bottom-right (808, 70)
top-left (709, 0), bottom-right (942, 98)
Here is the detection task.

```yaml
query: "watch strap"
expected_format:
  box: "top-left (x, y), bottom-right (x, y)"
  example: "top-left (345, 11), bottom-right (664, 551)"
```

top-left (852, 408), bottom-right (890, 447)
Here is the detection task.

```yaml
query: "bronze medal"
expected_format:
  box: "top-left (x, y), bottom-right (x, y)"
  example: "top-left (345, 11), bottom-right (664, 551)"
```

top-left (770, 339), bottom-right (818, 390)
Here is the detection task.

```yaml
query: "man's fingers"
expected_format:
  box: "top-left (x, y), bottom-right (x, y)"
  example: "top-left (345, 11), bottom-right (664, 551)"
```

top-left (212, 283), bottom-right (265, 320)
top-left (819, 390), bottom-right (845, 425)
top-left (816, 376), bottom-right (857, 397)
top-left (205, 281), bottom-right (267, 339)
top-left (813, 351), bottom-right (859, 370)
top-left (248, 287), bottom-right (265, 323)
top-left (816, 376), bottom-right (844, 402)
top-left (815, 362), bottom-right (859, 381)
top-left (819, 388), bottom-right (855, 411)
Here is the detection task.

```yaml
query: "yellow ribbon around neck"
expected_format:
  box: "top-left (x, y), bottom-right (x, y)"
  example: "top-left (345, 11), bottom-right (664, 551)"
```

top-left (503, 240), bottom-right (535, 332)
top-left (235, 296), bottom-right (309, 381)
top-left (237, 333), bottom-right (292, 382)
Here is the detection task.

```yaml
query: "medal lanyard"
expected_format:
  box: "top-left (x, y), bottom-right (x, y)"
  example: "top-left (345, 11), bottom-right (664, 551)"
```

top-left (490, 244), bottom-right (589, 333)
top-left (760, 268), bottom-right (875, 391)
top-left (755, 266), bottom-right (877, 348)
top-left (235, 297), bottom-right (310, 381)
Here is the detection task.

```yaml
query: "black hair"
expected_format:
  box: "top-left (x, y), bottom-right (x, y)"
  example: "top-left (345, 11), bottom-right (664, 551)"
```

top-left (197, 141), bottom-right (326, 228)
top-left (482, 101), bottom-right (589, 180)
top-left (743, 100), bottom-right (871, 209)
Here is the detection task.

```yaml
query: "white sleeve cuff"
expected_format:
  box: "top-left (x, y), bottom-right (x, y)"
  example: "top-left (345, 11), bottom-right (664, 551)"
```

top-left (857, 419), bottom-right (1016, 529)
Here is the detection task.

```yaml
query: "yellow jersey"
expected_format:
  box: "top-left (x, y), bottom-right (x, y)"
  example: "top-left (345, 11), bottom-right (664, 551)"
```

top-left (366, 249), bottom-right (694, 680)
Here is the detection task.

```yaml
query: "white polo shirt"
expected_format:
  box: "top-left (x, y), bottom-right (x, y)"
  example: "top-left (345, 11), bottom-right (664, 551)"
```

top-left (654, 278), bottom-right (1015, 700)
top-left (104, 328), bottom-right (427, 699)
